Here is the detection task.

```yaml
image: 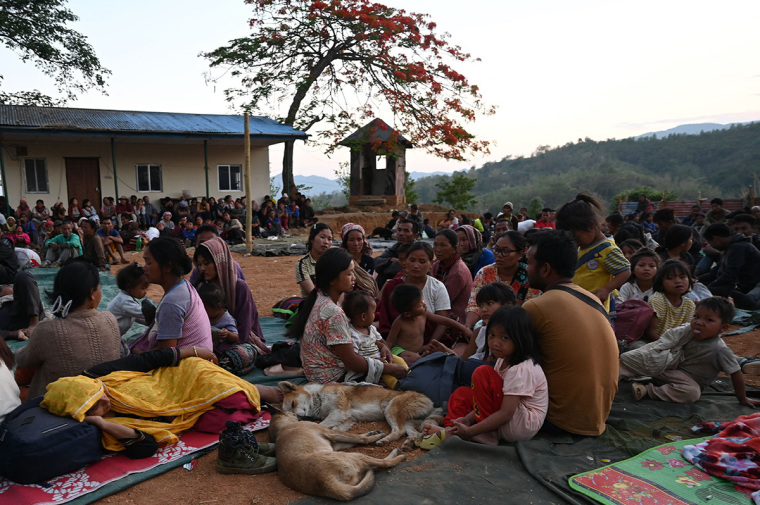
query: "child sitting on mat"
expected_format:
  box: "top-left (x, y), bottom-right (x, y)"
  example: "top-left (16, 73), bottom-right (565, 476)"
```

top-left (620, 296), bottom-right (759, 406)
top-left (419, 306), bottom-right (547, 448)
top-left (386, 284), bottom-right (471, 365)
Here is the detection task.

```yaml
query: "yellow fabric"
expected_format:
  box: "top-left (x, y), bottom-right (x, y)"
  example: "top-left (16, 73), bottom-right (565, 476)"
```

top-left (42, 377), bottom-right (104, 422)
top-left (42, 358), bottom-right (261, 451)
top-left (381, 355), bottom-right (408, 390)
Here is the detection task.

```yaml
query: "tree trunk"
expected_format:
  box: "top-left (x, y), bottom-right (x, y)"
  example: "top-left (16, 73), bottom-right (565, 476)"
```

top-left (281, 140), bottom-right (295, 198)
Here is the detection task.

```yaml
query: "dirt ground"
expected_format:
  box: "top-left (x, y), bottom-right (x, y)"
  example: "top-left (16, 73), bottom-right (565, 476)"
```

top-left (99, 242), bottom-right (760, 505)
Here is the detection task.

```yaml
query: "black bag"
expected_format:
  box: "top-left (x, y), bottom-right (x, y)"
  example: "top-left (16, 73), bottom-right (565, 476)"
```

top-left (395, 352), bottom-right (490, 410)
top-left (0, 397), bottom-right (102, 484)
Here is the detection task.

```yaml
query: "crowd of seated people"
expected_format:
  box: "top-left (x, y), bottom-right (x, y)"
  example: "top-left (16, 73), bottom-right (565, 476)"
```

top-left (2, 191), bottom-right (760, 477)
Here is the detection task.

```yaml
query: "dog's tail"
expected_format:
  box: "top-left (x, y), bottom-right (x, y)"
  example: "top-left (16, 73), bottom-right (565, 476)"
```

top-left (328, 469), bottom-right (375, 501)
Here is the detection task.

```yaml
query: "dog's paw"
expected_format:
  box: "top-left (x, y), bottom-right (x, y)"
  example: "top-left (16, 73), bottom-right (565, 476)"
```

top-left (400, 438), bottom-right (416, 452)
top-left (375, 436), bottom-right (391, 446)
top-left (364, 430), bottom-right (384, 437)
top-left (390, 448), bottom-right (406, 460)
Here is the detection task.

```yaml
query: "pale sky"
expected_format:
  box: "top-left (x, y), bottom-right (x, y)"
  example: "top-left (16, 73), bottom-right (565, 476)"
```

top-left (2, 0), bottom-right (759, 178)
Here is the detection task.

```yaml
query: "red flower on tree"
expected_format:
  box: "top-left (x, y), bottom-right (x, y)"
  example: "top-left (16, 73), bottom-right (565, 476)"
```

top-left (204, 0), bottom-right (494, 195)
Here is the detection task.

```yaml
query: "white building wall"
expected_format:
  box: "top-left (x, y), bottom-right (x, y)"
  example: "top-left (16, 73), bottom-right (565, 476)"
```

top-left (1, 136), bottom-right (270, 206)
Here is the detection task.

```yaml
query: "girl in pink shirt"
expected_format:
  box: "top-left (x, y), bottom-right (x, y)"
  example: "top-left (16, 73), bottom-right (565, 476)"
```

top-left (420, 306), bottom-right (548, 447)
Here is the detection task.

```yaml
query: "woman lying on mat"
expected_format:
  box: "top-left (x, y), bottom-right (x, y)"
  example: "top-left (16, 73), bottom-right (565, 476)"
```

top-left (41, 347), bottom-right (283, 459)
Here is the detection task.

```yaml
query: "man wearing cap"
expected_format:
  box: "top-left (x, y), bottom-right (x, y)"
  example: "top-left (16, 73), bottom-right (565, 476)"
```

top-left (115, 196), bottom-right (135, 223)
top-left (500, 202), bottom-right (519, 232)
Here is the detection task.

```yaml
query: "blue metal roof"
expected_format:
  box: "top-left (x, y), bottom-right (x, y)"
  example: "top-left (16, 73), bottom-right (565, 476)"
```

top-left (0, 105), bottom-right (307, 139)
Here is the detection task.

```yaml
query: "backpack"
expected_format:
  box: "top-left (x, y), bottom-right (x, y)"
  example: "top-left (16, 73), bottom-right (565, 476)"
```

top-left (0, 397), bottom-right (102, 484)
top-left (395, 352), bottom-right (490, 410)
top-left (613, 298), bottom-right (654, 350)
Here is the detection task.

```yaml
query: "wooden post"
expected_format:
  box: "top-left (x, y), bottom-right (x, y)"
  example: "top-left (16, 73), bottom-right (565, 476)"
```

top-left (244, 113), bottom-right (252, 255)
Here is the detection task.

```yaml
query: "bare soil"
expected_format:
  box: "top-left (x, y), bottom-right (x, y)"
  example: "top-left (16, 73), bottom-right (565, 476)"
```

top-left (99, 237), bottom-right (760, 505)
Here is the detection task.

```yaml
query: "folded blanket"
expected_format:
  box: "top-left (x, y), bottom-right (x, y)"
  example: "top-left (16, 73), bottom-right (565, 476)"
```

top-left (683, 412), bottom-right (760, 503)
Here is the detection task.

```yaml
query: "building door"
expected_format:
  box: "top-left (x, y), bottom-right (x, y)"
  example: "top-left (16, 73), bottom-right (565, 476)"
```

top-left (65, 158), bottom-right (101, 209)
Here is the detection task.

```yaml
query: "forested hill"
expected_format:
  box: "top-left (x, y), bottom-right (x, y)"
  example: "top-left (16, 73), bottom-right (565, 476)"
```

top-left (413, 122), bottom-right (760, 213)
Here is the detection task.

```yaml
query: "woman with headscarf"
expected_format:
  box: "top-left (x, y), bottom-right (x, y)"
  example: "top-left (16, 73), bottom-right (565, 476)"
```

top-left (432, 229), bottom-right (473, 326)
top-left (340, 223), bottom-right (379, 298)
top-left (194, 236), bottom-right (268, 363)
top-left (15, 200), bottom-right (30, 221)
top-left (456, 225), bottom-right (495, 279)
top-left (4, 216), bottom-right (16, 234)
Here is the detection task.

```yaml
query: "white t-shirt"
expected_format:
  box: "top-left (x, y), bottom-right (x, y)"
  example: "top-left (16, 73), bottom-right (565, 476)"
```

top-left (472, 323), bottom-right (487, 360)
top-left (422, 276), bottom-right (451, 313)
top-left (617, 281), bottom-right (654, 303)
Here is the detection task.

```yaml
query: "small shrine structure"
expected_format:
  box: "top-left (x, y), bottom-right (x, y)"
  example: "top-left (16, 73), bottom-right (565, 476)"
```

top-left (338, 118), bottom-right (412, 206)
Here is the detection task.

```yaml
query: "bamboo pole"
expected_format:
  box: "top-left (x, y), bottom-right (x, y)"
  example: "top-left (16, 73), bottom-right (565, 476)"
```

top-left (244, 113), bottom-right (252, 255)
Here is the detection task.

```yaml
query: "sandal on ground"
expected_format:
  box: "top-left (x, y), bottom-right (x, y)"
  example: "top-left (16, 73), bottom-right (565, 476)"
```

top-left (416, 430), bottom-right (446, 450)
top-left (632, 383), bottom-right (647, 401)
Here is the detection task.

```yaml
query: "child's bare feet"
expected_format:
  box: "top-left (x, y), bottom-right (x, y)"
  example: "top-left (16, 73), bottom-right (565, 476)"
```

top-left (423, 423), bottom-right (444, 436)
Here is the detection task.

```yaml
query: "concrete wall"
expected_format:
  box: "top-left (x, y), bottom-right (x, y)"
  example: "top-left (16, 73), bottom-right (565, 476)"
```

top-left (1, 135), bottom-right (270, 205)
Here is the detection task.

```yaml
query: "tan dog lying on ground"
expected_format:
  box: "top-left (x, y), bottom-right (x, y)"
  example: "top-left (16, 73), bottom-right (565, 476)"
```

top-left (269, 411), bottom-right (406, 501)
top-left (278, 381), bottom-right (435, 446)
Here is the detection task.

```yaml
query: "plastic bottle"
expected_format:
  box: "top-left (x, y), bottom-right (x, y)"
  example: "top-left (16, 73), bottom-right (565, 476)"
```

top-left (135, 236), bottom-right (142, 252)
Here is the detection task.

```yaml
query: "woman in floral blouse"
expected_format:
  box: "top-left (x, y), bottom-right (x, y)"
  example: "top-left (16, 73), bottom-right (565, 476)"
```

top-left (286, 248), bottom-right (405, 384)
top-left (464, 231), bottom-right (540, 328)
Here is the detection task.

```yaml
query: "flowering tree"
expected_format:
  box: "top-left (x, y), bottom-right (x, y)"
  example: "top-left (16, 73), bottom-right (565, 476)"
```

top-left (204, 0), bottom-right (493, 195)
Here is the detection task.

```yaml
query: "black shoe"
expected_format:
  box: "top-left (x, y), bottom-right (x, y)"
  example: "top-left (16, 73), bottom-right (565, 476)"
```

top-left (216, 421), bottom-right (277, 474)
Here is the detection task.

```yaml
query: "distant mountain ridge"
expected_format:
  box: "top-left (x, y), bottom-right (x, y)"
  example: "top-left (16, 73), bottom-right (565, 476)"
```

top-left (635, 121), bottom-right (756, 139)
top-left (411, 121), bottom-right (760, 213)
top-left (273, 171), bottom-right (448, 196)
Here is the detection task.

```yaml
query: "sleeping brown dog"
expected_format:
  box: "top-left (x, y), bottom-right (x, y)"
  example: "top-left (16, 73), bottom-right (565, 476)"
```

top-left (268, 411), bottom-right (405, 501)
